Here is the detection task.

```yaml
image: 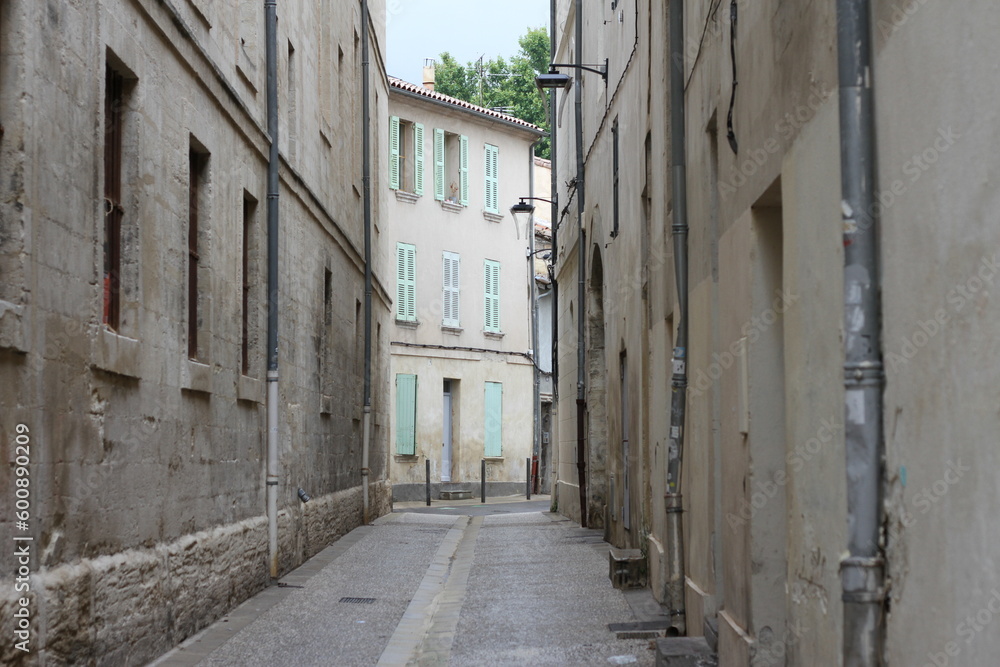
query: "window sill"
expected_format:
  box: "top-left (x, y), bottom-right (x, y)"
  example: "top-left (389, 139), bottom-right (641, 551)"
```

top-left (483, 211), bottom-right (504, 224)
top-left (236, 59), bottom-right (258, 94)
top-left (394, 454), bottom-right (420, 463)
top-left (396, 319), bottom-right (420, 329)
top-left (441, 201), bottom-right (464, 214)
top-left (91, 328), bottom-right (141, 379)
top-left (395, 190), bottom-right (420, 204)
top-left (238, 374), bottom-right (263, 404)
top-left (181, 358), bottom-right (212, 395)
top-left (187, 0), bottom-right (212, 28)
top-left (483, 331), bottom-right (505, 340)
top-left (0, 300), bottom-right (27, 354)
top-left (441, 325), bottom-right (463, 336)
top-left (320, 123), bottom-right (333, 148)
top-left (484, 456), bottom-right (505, 462)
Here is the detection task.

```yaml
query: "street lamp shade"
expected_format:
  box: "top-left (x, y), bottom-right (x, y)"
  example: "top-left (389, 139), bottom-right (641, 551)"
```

top-left (510, 199), bottom-right (536, 240)
top-left (510, 200), bottom-right (536, 216)
top-left (535, 71), bottom-right (572, 91)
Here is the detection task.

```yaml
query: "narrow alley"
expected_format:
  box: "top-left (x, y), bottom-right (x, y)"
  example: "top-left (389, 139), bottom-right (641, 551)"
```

top-left (150, 498), bottom-right (665, 667)
top-left (5, 0), bottom-right (1000, 664)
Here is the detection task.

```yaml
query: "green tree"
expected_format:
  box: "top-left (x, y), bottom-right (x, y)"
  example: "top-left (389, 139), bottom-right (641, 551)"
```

top-left (434, 27), bottom-right (551, 159)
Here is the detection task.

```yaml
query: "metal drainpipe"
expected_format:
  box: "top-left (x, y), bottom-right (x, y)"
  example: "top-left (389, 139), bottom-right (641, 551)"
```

top-left (361, 0), bottom-right (373, 525)
top-left (665, 0), bottom-right (688, 634)
top-left (264, 0), bottom-right (280, 579)
top-left (529, 139), bottom-right (542, 493)
top-left (549, 0), bottom-right (559, 413)
top-left (574, 0), bottom-right (588, 529)
top-left (836, 0), bottom-right (885, 663)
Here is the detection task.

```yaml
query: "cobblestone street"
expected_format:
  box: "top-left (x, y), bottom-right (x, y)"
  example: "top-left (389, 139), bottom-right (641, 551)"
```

top-left (149, 498), bottom-right (660, 666)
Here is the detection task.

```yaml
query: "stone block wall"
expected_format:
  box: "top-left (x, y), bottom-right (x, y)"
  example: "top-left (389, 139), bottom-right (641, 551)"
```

top-left (0, 0), bottom-right (391, 663)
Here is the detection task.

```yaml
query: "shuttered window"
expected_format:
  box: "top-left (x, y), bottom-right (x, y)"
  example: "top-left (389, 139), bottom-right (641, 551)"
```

top-left (413, 123), bottom-right (425, 196)
top-left (483, 259), bottom-right (500, 333)
top-left (442, 252), bottom-right (461, 328)
top-left (459, 135), bottom-right (469, 206)
top-left (396, 374), bottom-right (417, 455)
top-left (434, 128), bottom-right (446, 201)
top-left (396, 243), bottom-right (416, 322)
top-left (389, 116), bottom-right (400, 190)
top-left (484, 144), bottom-right (499, 213)
top-left (484, 382), bottom-right (503, 457)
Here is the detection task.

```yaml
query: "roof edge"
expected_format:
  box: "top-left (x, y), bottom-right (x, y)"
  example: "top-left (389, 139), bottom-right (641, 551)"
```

top-left (389, 78), bottom-right (546, 138)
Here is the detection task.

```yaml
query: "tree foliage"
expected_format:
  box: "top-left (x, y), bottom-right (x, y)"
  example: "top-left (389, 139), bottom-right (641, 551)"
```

top-left (434, 27), bottom-right (551, 159)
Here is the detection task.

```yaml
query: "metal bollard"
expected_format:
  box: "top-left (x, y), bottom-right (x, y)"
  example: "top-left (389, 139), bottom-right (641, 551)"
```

top-left (481, 459), bottom-right (486, 504)
top-left (526, 457), bottom-right (531, 500)
top-left (425, 458), bottom-right (431, 506)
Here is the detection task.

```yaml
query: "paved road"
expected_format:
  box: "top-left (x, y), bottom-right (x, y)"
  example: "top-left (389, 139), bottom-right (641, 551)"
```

top-left (150, 499), bottom-right (657, 666)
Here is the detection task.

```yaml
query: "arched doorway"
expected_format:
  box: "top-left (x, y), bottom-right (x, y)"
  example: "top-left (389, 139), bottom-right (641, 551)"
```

top-left (587, 245), bottom-right (607, 529)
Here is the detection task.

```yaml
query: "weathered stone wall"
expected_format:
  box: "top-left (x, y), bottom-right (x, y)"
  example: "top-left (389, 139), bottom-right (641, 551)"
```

top-left (0, 483), bottom-right (392, 667)
top-left (553, 0), bottom-right (1000, 664)
top-left (0, 0), bottom-right (390, 663)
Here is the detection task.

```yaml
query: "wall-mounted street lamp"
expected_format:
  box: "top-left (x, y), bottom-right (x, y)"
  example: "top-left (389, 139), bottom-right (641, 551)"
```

top-left (534, 60), bottom-right (609, 91)
top-left (509, 197), bottom-right (555, 236)
top-left (511, 197), bottom-right (557, 242)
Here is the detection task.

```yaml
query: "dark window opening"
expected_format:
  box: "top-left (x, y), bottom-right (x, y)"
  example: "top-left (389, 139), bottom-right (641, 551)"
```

top-left (103, 66), bottom-right (125, 330)
top-left (241, 194), bottom-right (256, 374)
top-left (188, 147), bottom-right (208, 360)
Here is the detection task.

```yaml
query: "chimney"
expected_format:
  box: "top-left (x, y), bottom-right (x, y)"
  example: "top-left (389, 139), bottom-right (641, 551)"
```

top-left (423, 58), bottom-right (436, 91)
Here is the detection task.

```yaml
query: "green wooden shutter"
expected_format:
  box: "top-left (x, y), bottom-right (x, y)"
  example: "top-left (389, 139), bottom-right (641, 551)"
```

top-left (459, 135), bottom-right (469, 206)
top-left (434, 128), bottom-right (445, 201)
top-left (442, 251), bottom-right (460, 327)
top-left (396, 374), bottom-right (417, 455)
top-left (484, 259), bottom-right (500, 332)
top-left (484, 144), bottom-right (499, 214)
top-left (484, 381), bottom-right (502, 457)
top-left (396, 243), bottom-right (416, 321)
top-left (389, 116), bottom-right (400, 190)
top-left (413, 123), bottom-right (425, 195)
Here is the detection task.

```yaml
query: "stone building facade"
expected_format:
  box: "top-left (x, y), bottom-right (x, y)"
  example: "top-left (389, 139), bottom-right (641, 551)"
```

top-left (0, 0), bottom-right (390, 664)
top-left (551, 0), bottom-right (1000, 664)
top-left (385, 78), bottom-right (542, 501)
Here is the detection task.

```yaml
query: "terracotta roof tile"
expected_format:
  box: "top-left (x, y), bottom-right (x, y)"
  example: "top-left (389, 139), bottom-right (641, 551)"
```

top-left (388, 77), bottom-right (544, 133)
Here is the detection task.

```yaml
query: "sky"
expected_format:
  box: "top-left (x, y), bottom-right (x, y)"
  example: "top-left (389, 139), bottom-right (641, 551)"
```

top-left (386, 0), bottom-right (550, 85)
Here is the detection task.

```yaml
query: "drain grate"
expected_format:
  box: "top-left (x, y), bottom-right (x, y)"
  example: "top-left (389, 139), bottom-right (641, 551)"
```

top-left (339, 597), bottom-right (376, 604)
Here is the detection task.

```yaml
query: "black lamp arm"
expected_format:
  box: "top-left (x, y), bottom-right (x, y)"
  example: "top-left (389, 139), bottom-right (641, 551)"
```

top-left (548, 60), bottom-right (608, 80)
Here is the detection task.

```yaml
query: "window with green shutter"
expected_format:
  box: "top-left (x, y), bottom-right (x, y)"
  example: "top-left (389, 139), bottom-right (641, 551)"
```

top-left (389, 116), bottom-right (400, 190)
top-left (484, 144), bottom-right (499, 213)
top-left (413, 123), bottom-right (425, 195)
top-left (459, 135), bottom-right (469, 206)
top-left (434, 128), bottom-right (446, 201)
top-left (484, 381), bottom-right (502, 457)
top-left (483, 259), bottom-right (500, 332)
top-left (396, 374), bottom-right (417, 455)
top-left (442, 251), bottom-right (460, 327)
top-left (396, 243), bottom-right (416, 322)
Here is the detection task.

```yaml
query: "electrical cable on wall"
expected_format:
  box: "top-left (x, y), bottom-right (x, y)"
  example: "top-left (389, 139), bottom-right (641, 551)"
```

top-left (726, 0), bottom-right (739, 154)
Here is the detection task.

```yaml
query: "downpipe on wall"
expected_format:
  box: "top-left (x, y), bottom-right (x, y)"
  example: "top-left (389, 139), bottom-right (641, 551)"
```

top-left (361, 0), bottom-right (373, 526)
top-left (836, 0), bottom-right (886, 664)
top-left (529, 138), bottom-right (542, 493)
top-left (665, 0), bottom-right (688, 635)
top-left (574, 0), bottom-right (588, 529)
top-left (264, 0), bottom-right (280, 579)
top-left (549, 0), bottom-right (559, 414)
top-left (548, 0), bottom-right (559, 502)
